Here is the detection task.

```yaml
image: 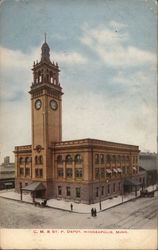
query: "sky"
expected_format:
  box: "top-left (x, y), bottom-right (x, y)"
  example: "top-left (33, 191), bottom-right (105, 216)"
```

top-left (0, 0), bottom-right (157, 163)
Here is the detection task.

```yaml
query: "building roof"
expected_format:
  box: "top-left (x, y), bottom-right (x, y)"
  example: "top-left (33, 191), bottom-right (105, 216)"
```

top-left (22, 182), bottom-right (46, 192)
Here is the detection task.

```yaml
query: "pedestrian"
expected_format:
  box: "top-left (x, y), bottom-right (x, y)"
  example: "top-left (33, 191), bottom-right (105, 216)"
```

top-left (94, 208), bottom-right (97, 217)
top-left (70, 203), bottom-right (73, 211)
top-left (91, 208), bottom-right (93, 216)
top-left (99, 201), bottom-right (102, 210)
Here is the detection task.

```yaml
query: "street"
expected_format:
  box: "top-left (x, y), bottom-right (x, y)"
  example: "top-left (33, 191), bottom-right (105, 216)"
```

top-left (0, 192), bottom-right (157, 229)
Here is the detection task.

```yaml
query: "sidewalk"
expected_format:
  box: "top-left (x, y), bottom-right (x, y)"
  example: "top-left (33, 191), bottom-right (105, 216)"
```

top-left (0, 185), bottom-right (157, 214)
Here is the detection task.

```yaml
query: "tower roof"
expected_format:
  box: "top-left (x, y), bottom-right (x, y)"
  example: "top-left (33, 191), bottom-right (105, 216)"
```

top-left (41, 33), bottom-right (50, 62)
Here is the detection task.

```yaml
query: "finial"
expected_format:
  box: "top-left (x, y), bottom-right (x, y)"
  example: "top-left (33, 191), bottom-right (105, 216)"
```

top-left (44, 32), bottom-right (46, 43)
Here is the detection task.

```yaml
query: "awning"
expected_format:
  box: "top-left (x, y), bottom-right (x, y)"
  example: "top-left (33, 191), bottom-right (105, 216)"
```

top-left (106, 169), bottom-right (112, 174)
top-left (22, 182), bottom-right (46, 192)
top-left (124, 179), bottom-right (141, 186)
top-left (117, 168), bottom-right (122, 173)
top-left (112, 168), bottom-right (117, 173)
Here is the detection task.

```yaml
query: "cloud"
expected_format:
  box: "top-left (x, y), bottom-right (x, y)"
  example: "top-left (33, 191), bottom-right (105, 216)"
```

top-left (0, 46), bottom-right (87, 72)
top-left (80, 23), bottom-right (156, 68)
top-left (54, 51), bottom-right (88, 64)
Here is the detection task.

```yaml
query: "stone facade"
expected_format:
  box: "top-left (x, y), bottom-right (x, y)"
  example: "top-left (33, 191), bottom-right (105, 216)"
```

top-left (14, 39), bottom-right (146, 204)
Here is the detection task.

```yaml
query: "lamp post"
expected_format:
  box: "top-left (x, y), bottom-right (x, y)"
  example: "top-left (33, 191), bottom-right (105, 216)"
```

top-left (121, 176), bottom-right (124, 203)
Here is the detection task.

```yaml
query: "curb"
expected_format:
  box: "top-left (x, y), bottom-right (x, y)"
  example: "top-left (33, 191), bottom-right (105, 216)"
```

top-left (0, 194), bottom-right (140, 215)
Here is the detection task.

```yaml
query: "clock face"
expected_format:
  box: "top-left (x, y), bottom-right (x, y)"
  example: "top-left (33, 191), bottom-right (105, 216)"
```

top-left (50, 99), bottom-right (58, 110)
top-left (35, 99), bottom-right (41, 110)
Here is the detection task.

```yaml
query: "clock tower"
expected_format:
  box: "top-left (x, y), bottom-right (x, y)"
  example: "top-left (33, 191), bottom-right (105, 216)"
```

top-left (29, 37), bottom-right (63, 183)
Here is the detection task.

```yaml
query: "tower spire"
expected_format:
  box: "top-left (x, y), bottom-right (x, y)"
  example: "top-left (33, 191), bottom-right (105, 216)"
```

top-left (44, 32), bottom-right (46, 43)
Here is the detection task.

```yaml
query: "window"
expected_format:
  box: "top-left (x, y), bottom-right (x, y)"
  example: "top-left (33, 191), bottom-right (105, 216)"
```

top-left (113, 183), bottom-right (116, 193)
top-left (19, 157), bottom-right (24, 165)
top-left (101, 186), bottom-right (104, 196)
top-left (106, 155), bottom-right (111, 164)
top-left (25, 183), bottom-right (28, 186)
top-left (101, 168), bottom-right (104, 178)
top-left (58, 168), bottom-right (63, 177)
top-left (122, 156), bottom-right (125, 165)
top-left (20, 168), bottom-right (24, 175)
top-left (112, 155), bottom-right (116, 164)
top-left (25, 168), bottom-right (30, 176)
top-left (76, 188), bottom-right (80, 198)
top-left (75, 154), bottom-right (82, 164)
top-left (66, 187), bottom-right (71, 196)
top-left (96, 187), bottom-right (99, 197)
top-left (57, 155), bottom-right (62, 164)
top-left (39, 169), bottom-right (43, 177)
top-left (35, 156), bottom-right (38, 165)
top-left (95, 168), bottom-right (99, 178)
top-left (66, 168), bottom-right (72, 177)
top-left (101, 154), bottom-right (104, 164)
top-left (65, 155), bottom-right (72, 164)
top-left (58, 186), bottom-right (62, 196)
top-left (25, 157), bottom-right (30, 164)
top-left (117, 155), bottom-right (121, 163)
top-left (108, 184), bottom-right (110, 194)
top-left (35, 168), bottom-right (38, 177)
top-left (127, 167), bottom-right (130, 174)
top-left (39, 155), bottom-right (43, 164)
top-left (75, 169), bottom-right (82, 178)
top-left (126, 156), bottom-right (130, 163)
top-left (139, 177), bottom-right (141, 183)
top-left (95, 154), bottom-right (99, 164)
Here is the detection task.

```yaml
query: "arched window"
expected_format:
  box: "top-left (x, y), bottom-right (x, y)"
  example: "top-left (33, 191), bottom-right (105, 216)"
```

top-left (65, 155), bottom-right (72, 164)
top-left (25, 157), bottom-right (30, 164)
top-left (35, 156), bottom-right (38, 164)
top-left (19, 157), bottom-right (24, 164)
top-left (39, 155), bottom-right (43, 164)
top-left (106, 154), bottom-right (111, 164)
top-left (101, 154), bottom-right (104, 164)
top-left (50, 72), bottom-right (53, 84)
top-left (75, 154), bottom-right (82, 164)
top-left (112, 155), bottom-right (116, 163)
top-left (57, 155), bottom-right (62, 164)
top-left (95, 154), bottom-right (99, 164)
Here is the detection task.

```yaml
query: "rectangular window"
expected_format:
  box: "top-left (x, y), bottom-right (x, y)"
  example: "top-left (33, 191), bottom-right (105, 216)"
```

top-left (66, 168), bottom-right (72, 177)
top-left (58, 186), bottom-right (62, 196)
top-left (113, 183), bottom-right (116, 193)
top-left (35, 168), bottom-right (38, 177)
top-left (101, 168), bottom-right (104, 178)
top-left (25, 183), bottom-right (28, 186)
top-left (75, 169), bottom-right (82, 178)
top-left (25, 168), bottom-right (30, 176)
top-left (66, 187), bottom-right (71, 196)
top-left (95, 168), bottom-right (99, 178)
top-left (101, 186), bottom-right (104, 196)
top-left (20, 168), bottom-right (24, 175)
top-left (76, 188), bottom-right (80, 198)
top-left (108, 184), bottom-right (110, 194)
top-left (96, 187), bottom-right (99, 197)
top-left (39, 169), bottom-right (43, 177)
top-left (58, 168), bottom-right (63, 177)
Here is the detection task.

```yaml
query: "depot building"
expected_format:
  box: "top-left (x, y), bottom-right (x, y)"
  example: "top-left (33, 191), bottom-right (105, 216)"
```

top-left (14, 39), bottom-right (146, 204)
